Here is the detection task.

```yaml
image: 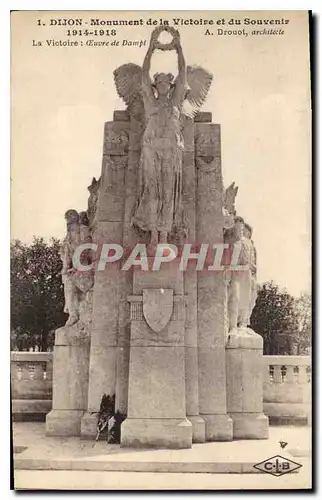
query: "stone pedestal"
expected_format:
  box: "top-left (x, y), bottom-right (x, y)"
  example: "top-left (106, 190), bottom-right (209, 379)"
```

top-left (226, 327), bottom-right (269, 439)
top-left (46, 326), bottom-right (90, 436)
top-left (121, 260), bottom-right (192, 448)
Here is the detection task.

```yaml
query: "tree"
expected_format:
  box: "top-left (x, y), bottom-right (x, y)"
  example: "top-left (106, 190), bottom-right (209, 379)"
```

top-left (250, 281), bottom-right (299, 355)
top-left (293, 292), bottom-right (312, 354)
top-left (11, 237), bottom-right (66, 351)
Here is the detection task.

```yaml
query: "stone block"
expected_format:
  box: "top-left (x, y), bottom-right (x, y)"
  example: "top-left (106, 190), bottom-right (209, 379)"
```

top-left (187, 415), bottom-right (205, 443)
top-left (121, 417), bottom-right (192, 448)
top-left (80, 412), bottom-right (99, 439)
top-left (226, 328), bottom-right (265, 414)
top-left (127, 346), bottom-right (186, 419)
top-left (230, 412), bottom-right (269, 440)
top-left (46, 409), bottom-right (85, 437)
top-left (194, 111), bottom-right (212, 122)
top-left (201, 414), bottom-right (233, 441)
top-left (226, 327), bottom-right (269, 440)
top-left (113, 110), bottom-right (130, 122)
top-left (50, 330), bottom-right (90, 412)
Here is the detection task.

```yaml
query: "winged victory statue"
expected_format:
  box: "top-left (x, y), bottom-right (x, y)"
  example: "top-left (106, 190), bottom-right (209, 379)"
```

top-left (113, 26), bottom-right (213, 245)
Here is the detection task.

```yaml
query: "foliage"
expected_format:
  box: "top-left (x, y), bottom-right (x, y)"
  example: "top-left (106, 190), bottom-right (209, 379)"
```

top-left (10, 237), bottom-right (66, 351)
top-left (293, 292), bottom-right (312, 354)
top-left (250, 281), bottom-right (311, 355)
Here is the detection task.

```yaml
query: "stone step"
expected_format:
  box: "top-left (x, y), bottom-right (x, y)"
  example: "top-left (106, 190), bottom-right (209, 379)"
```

top-left (14, 441), bottom-right (307, 474)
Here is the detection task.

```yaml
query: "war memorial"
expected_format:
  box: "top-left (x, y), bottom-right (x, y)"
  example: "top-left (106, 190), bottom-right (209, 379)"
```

top-left (45, 26), bottom-right (268, 449)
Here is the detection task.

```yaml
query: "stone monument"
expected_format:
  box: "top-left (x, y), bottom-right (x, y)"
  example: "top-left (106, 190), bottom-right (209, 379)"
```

top-left (46, 210), bottom-right (94, 436)
top-left (46, 26), bottom-right (268, 446)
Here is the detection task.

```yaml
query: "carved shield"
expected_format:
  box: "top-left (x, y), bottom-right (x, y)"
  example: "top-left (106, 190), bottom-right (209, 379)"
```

top-left (74, 272), bottom-right (94, 294)
top-left (143, 289), bottom-right (173, 333)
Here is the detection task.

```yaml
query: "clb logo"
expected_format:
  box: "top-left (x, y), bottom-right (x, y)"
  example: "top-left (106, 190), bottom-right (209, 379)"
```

top-left (254, 455), bottom-right (302, 477)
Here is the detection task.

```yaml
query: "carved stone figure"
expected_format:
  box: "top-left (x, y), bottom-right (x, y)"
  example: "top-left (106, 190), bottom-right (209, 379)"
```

top-left (223, 182), bottom-right (238, 231)
top-left (61, 209), bottom-right (94, 329)
top-left (87, 177), bottom-right (100, 228)
top-left (113, 26), bottom-right (213, 245)
top-left (79, 211), bottom-right (91, 242)
top-left (225, 216), bottom-right (254, 332)
top-left (61, 210), bottom-right (80, 326)
top-left (244, 222), bottom-right (258, 325)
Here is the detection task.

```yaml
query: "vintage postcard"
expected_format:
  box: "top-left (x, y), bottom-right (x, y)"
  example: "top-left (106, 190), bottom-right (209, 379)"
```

top-left (11, 10), bottom-right (312, 490)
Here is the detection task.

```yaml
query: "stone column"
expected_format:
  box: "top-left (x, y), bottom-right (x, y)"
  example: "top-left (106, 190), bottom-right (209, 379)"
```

top-left (182, 115), bottom-right (205, 443)
top-left (115, 112), bottom-right (145, 415)
top-left (226, 329), bottom-right (269, 439)
top-left (46, 326), bottom-right (90, 436)
top-left (81, 119), bottom-right (128, 437)
top-left (121, 261), bottom-right (192, 448)
top-left (196, 121), bottom-right (233, 441)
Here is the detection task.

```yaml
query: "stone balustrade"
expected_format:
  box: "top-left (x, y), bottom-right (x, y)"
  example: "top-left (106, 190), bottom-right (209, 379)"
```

top-left (11, 352), bottom-right (53, 420)
top-left (263, 355), bottom-right (311, 425)
top-left (11, 352), bottom-right (311, 424)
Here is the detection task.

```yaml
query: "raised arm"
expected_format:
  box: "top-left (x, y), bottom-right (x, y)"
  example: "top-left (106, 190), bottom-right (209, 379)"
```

top-left (173, 32), bottom-right (186, 105)
top-left (142, 31), bottom-right (157, 102)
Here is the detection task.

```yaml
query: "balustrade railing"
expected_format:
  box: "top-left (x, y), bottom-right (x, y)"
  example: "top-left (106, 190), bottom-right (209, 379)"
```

top-left (11, 352), bottom-right (311, 424)
top-left (263, 355), bottom-right (311, 424)
top-left (11, 352), bottom-right (53, 420)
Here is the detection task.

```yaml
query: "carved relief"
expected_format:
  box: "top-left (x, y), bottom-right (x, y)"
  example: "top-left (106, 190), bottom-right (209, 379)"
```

top-left (195, 132), bottom-right (215, 150)
top-left (195, 127), bottom-right (220, 153)
top-left (101, 155), bottom-right (128, 191)
top-left (103, 126), bottom-right (129, 155)
top-left (196, 155), bottom-right (221, 174)
top-left (129, 296), bottom-right (185, 324)
top-left (142, 289), bottom-right (173, 333)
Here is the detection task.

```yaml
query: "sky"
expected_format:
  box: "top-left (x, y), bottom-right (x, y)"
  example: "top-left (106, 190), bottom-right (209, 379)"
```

top-left (11, 11), bottom-right (311, 296)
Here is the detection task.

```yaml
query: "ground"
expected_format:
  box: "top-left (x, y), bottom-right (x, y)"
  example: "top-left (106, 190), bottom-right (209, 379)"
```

top-left (13, 422), bottom-right (311, 491)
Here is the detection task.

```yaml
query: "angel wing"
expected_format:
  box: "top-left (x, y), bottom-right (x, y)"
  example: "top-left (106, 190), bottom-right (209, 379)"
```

top-left (224, 182), bottom-right (238, 214)
top-left (182, 65), bottom-right (213, 118)
top-left (113, 63), bottom-right (144, 117)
